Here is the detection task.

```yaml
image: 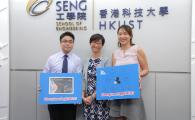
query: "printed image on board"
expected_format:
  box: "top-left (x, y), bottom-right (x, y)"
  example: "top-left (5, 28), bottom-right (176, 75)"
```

top-left (39, 73), bottom-right (82, 104)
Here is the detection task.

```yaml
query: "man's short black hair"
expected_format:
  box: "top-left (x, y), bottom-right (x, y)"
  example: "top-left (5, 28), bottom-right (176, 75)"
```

top-left (60, 32), bottom-right (75, 42)
top-left (89, 33), bottom-right (105, 46)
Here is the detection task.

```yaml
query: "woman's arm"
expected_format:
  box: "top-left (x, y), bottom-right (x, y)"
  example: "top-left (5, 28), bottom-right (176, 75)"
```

top-left (137, 47), bottom-right (149, 77)
top-left (91, 91), bottom-right (96, 100)
top-left (112, 53), bottom-right (116, 66)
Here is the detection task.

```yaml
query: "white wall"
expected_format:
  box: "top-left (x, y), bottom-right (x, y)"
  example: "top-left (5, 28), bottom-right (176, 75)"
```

top-left (10, 0), bottom-right (191, 72)
top-left (192, 0), bottom-right (195, 119)
top-left (9, 0), bottom-right (191, 120)
top-left (0, 0), bottom-right (9, 120)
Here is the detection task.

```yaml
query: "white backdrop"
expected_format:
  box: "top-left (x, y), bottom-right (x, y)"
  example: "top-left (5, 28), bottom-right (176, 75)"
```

top-left (191, 0), bottom-right (195, 119)
top-left (0, 0), bottom-right (9, 120)
top-left (9, 1), bottom-right (191, 120)
top-left (10, 0), bottom-right (191, 73)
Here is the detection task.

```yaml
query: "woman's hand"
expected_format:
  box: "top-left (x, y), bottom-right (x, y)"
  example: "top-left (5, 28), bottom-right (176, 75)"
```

top-left (83, 96), bottom-right (92, 105)
top-left (82, 91), bottom-right (91, 105)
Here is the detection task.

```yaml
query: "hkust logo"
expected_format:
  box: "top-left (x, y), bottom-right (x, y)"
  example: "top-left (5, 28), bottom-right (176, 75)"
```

top-left (26, 0), bottom-right (53, 16)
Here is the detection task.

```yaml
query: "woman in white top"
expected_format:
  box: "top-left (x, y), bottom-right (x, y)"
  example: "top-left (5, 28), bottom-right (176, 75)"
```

top-left (110, 25), bottom-right (149, 120)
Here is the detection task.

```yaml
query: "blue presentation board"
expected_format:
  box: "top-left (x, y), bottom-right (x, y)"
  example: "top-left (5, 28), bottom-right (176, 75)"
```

top-left (39, 73), bottom-right (82, 104)
top-left (96, 64), bottom-right (140, 100)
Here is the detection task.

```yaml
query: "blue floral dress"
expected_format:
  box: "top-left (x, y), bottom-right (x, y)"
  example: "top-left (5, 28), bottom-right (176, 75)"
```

top-left (83, 58), bottom-right (110, 120)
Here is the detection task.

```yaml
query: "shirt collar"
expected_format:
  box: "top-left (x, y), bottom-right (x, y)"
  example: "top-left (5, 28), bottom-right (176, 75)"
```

top-left (90, 56), bottom-right (103, 60)
top-left (60, 51), bottom-right (72, 58)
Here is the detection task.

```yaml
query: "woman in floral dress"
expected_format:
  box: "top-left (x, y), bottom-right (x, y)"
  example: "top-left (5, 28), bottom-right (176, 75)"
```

top-left (82, 34), bottom-right (110, 120)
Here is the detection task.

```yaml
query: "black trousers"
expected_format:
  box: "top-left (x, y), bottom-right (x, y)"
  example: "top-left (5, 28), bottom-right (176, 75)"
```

top-left (48, 104), bottom-right (77, 120)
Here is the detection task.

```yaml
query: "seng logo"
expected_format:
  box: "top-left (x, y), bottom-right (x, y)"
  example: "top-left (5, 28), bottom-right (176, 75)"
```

top-left (26, 0), bottom-right (53, 16)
